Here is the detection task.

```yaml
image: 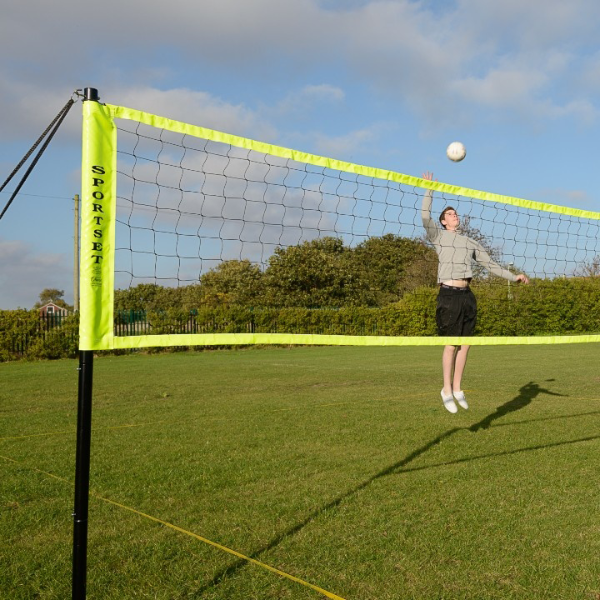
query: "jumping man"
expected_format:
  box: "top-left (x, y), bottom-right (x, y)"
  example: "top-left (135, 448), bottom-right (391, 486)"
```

top-left (421, 172), bottom-right (529, 413)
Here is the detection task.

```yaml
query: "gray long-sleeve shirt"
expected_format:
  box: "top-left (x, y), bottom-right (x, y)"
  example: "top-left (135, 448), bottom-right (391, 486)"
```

top-left (422, 190), bottom-right (517, 283)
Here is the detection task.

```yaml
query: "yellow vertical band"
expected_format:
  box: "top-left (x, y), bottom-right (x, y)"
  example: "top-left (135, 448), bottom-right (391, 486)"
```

top-left (79, 101), bottom-right (116, 350)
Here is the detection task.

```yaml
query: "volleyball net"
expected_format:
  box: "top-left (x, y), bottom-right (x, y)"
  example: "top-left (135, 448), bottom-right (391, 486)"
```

top-left (79, 97), bottom-right (600, 350)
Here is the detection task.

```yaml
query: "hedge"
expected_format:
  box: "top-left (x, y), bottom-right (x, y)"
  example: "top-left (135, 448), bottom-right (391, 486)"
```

top-left (0, 310), bottom-right (79, 361)
top-left (2, 278), bottom-right (599, 361)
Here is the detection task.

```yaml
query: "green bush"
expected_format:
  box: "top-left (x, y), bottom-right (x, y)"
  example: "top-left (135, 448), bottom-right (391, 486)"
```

top-left (26, 313), bottom-right (80, 360)
top-left (0, 310), bottom-right (79, 361)
top-left (137, 279), bottom-right (600, 339)
top-left (474, 278), bottom-right (600, 336)
top-left (0, 310), bottom-right (42, 361)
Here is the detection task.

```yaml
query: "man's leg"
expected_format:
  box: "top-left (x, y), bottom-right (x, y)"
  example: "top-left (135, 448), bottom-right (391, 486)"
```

top-left (452, 344), bottom-right (470, 391)
top-left (442, 345), bottom-right (457, 396)
top-left (441, 345), bottom-right (458, 413)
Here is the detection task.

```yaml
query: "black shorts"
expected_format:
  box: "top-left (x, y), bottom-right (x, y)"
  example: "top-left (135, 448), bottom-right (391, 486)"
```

top-left (436, 286), bottom-right (477, 336)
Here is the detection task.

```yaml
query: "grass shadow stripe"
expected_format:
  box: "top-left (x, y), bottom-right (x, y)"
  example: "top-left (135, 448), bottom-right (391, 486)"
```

top-left (487, 409), bottom-right (600, 429)
top-left (396, 434), bottom-right (600, 475)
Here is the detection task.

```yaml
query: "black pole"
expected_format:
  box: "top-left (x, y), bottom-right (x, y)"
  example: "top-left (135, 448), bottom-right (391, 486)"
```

top-left (83, 87), bottom-right (99, 102)
top-left (72, 350), bottom-right (94, 599)
top-left (72, 85), bottom-right (99, 600)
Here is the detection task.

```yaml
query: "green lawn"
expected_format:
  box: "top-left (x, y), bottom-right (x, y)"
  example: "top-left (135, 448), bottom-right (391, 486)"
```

top-left (1, 345), bottom-right (599, 599)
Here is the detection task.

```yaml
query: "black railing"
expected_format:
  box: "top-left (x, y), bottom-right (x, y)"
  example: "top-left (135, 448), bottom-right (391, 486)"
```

top-left (1, 312), bottom-right (78, 359)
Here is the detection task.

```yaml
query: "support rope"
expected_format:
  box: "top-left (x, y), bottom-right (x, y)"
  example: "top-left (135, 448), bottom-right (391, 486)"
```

top-left (0, 92), bottom-right (80, 220)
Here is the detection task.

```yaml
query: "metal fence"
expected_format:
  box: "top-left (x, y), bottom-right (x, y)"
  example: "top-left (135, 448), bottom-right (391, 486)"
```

top-left (2, 312), bottom-right (78, 358)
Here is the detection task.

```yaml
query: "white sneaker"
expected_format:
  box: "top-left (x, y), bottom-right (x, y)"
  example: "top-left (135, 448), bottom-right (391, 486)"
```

top-left (453, 390), bottom-right (469, 410)
top-left (441, 390), bottom-right (458, 413)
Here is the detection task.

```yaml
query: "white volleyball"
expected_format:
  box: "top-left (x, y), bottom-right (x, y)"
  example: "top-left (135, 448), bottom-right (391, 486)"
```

top-left (446, 141), bottom-right (466, 162)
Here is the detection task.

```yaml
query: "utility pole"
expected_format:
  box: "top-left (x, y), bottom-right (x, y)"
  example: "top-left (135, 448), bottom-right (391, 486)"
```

top-left (74, 194), bottom-right (80, 311)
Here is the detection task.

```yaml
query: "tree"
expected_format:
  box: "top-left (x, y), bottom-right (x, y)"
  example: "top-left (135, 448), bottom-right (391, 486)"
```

top-left (575, 255), bottom-right (600, 277)
top-left (262, 237), bottom-right (372, 307)
top-left (457, 216), bottom-right (507, 281)
top-left (198, 260), bottom-right (264, 306)
top-left (352, 234), bottom-right (437, 304)
top-left (35, 288), bottom-right (71, 309)
top-left (399, 245), bottom-right (439, 294)
top-left (114, 283), bottom-right (183, 312)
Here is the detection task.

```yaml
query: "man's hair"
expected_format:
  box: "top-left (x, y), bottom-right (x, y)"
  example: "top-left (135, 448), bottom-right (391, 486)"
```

top-left (439, 206), bottom-right (456, 229)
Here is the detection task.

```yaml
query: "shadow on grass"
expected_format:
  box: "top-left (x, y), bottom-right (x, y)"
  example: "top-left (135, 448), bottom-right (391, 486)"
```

top-left (491, 409), bottom-right (600, 428)
top-left (396, 433), bottom-right (600, 475)
top-left (469, 379), bottom-right (568, 432)
top-left (196, 379), bottom-right (582, 595)
top-left (195, 427), bottom-right (462, 595)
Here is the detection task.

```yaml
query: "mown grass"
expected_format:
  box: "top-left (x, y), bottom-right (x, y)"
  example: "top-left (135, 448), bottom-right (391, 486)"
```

top-left (1, 345), bottom-right (599, 599)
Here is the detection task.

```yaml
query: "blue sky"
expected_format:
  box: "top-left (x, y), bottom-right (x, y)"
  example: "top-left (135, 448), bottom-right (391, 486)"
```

top-left (2, 0), bottom-right (600, 308)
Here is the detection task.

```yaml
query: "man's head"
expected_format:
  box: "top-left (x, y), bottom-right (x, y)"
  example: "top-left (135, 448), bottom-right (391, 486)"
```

top-left (439, 206), bottom-right (459, 230)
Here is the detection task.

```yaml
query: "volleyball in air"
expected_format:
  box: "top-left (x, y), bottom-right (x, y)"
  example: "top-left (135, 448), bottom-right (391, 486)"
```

top-left (446, 141), bottom-right (466, 162)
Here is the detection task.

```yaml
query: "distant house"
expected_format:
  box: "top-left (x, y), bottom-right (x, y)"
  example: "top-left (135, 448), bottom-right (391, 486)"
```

top-left (39, 302), bottom-right (70, 317)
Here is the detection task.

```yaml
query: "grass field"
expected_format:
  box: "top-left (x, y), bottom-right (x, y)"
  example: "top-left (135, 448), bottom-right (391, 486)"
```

top-left (1, 345), bottom-right (599, 599)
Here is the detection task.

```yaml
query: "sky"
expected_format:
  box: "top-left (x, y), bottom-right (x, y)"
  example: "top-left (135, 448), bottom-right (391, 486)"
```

top-left (2, 0), bottom-right (600, 309)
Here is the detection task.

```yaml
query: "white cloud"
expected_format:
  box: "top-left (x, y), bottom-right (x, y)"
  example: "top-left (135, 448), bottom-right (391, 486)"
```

top-left (0, 239), bottom-right (72, 309)
top-left (323, 0), bottom-right (600, 128)
top-left (275, 84), bottom-right (345, 119)
top-left (0, 79), bottom-right (278, 147)
top-left (301, 84), bottom-right (345, 102)
top-left (453, 0), bottom-right (600, 49)
top-left (2, 0), bottom-right (328, 68)
top-left (577, 52), bottom-right (600, 94)
top-left (311, 125), bottom-right (382, 158)
top-left (537, 188), bottom-right (596, 210)
top-left (544, 99), bottom-right (596, 124)
top-left (0, 76), bottom-right (82, 140)
top-left (112, 86), bottom-right (278, 141)
top-left (454, 66), bottom-right (548, 110)
top-left (3, 0), bottom-right (600, 134)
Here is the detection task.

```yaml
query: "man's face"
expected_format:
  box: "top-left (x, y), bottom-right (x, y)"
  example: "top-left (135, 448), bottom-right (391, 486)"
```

top-left (442, 209), bottom-right (460, 230)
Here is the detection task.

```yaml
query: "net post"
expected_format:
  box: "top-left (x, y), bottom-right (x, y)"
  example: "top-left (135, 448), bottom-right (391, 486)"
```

top-left (72, 350), bottom-right (94, 600)
top-left (83, 87), bottom-right (99, 102)
top-left (72, 86), bottom-right (101, 600)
